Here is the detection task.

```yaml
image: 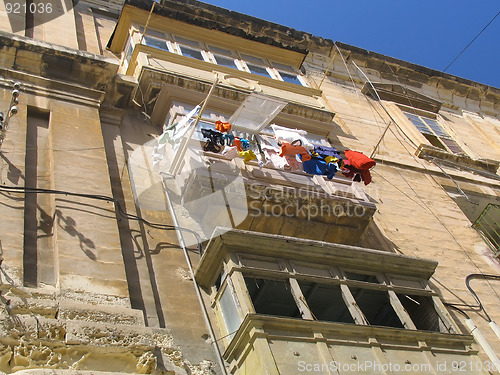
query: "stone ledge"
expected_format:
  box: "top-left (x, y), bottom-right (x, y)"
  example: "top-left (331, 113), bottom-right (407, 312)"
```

top-left (415, 144), bottom-right (500, 174)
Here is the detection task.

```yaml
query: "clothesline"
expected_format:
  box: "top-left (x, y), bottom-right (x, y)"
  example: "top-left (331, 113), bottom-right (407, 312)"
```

top-left (198, 121), bottom-right (376, 185)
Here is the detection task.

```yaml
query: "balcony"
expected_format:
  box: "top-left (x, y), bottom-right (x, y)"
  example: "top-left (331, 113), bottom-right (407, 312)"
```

top-left (194, 228), bottom-right (479, 375)
top-left (158, 148), bottom-right (376, 247)
top-left (122, 43), bottom-right (335, 129)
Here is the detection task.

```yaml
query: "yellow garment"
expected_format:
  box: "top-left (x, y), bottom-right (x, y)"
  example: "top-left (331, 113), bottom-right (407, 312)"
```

top-left (239, 150), bottom-right (257, 162)
top-left (324, 156), bottom-right (340, 164)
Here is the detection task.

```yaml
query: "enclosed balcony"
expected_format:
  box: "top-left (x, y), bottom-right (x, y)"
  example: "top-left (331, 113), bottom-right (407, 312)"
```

top-left (194, 228), bottom-right (482, 375)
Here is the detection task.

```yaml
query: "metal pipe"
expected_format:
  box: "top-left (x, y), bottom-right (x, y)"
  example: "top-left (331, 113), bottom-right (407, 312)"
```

top-left (464, 318), bottom-right (500, 366)
top-left (139, 1), bottom-right (156, 46)
top-left (490, 321), bottom-right (500, 342)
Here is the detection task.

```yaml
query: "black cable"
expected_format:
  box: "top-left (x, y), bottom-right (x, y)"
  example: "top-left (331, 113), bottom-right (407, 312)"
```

top-left (0, 184), bottom-right (204, 255)
top-left (443, 10), bottom-right (500, 72)
top-left (445, 303), bottom-right (471, 320)
top-left (465, 273), bottom-right (500, 322)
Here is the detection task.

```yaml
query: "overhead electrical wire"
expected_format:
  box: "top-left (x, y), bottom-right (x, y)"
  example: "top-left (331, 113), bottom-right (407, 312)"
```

top-left (443, 10), bottom-right (500, 72)
top-left (335, 50), bottom-right (500, 318)
top-left (0, 184), bottom-right (204, 255)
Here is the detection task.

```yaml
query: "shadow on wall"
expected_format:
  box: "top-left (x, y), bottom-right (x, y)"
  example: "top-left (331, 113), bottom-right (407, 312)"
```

top-left (357, 220), bottom-right (400, 253)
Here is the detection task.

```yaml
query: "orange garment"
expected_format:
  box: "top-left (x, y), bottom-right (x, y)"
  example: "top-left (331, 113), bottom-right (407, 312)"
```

top-left (215, 120), bottom-right (232, 133)
top-left (233, 137), bottom-right (242, 151)
top-left (279, 141), bottom-right (311, 162)
top-left (344, 150), bottom-right (376, 170)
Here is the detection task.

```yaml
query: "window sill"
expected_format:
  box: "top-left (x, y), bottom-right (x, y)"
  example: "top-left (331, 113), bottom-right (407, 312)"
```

top-left (133, 44), bottom-right (323, 97)
top-left (415, 144), bottom-right (500, 174)
top-left (224, 314), bottom-right (474, 361)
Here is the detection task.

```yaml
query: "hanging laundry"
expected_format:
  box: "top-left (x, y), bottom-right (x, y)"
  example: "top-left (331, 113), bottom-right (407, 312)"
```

top-left (240, 138), bottom-right (250, 151)
top-left (283, 154), bottom-right (303, 172)
top-left (201, 128), bottom-right (225, 153)
top-left (261, 145), bottom-right (289, 170)
top-left (215, 120), bottom-right (232, 133)
top-left (239, 150), bottom-right (257, 163)
top-left (344, 150), bottom-right (376, 170)
top-left (223, 133), bottom-right (234, 146)
top-left (233, 137), bottom-right (250, 151)
top-left (221, 145), bottom-right (239, 160)
top-left (271, 124), bottom-right (315, 151)
top-left (301, 155), bottom-right (339, 180)
top-left (314, 145), bottom-right (342, 164)
top-left (342, 150), bottom-right (375, 185)
top-left (232, 138), bottom-right (242, 151)
top-left (279, 140), bottom-right (312, 162)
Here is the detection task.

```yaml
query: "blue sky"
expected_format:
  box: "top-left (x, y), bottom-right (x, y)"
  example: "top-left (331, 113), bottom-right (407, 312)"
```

top-left (200, 0), bottom-right (500, 89)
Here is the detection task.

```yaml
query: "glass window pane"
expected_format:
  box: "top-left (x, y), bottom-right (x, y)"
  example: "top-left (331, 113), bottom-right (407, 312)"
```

top-left (179, 45), bottom-right (205, 60)
top-left (405, 113), bottom-right (431, 134)
top-left (139, 27), bottom-right (165, 39)
top-left (440, 137), bottom-right (464, 154)
top-left (143, 35), bottom-right (168, 51)
top-left (209, 45), bottom-right (233, 56)
top-left (214, 54), bottom-right (238, 69)
top-left (125, 40), bottom-right (134, 62)
top-left (279, 71), bottom-right (302, 85)
top-left (246, 63), bottom-right (271, 77)
top-left (240, 54), bottom-right (265, 65)
top-left (175, 36), bottom-right (199, 47)
top-left (423, 118), bottom-right (448, 137)
top-left (423, 133), bottom-right (447, 150)
top-left (272, 62), bottom-right (295, 72)
top-left (219, 286), bottom-right (242, 338)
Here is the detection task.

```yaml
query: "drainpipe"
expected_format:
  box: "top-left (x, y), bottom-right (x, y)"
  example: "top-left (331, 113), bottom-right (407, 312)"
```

top-left (464, 318), bottom-right (500, 366)
top-left (489, 321), bottom-right (500, 342)
top-left (160, 74), bottom-right (228, 374)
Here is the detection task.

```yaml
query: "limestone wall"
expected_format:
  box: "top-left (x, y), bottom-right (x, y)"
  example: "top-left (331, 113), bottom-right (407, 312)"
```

top-left (304, 54), bottom-right (500, 360)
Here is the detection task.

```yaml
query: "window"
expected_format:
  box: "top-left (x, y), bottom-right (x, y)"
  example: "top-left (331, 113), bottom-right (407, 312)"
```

top-left (240, 54), bottom-right (273, 78)
top-left (298, 281), bottom-right (354, 323)
top-left (277, 70), bottom-right (302, 85)
top-left (142, 35), bottom-right (169, 51)
top-left (213, 54), bottom-right (239, 69)
top-left (237, 266), bottom-right (452, 332)
top-left (350, 287), bottom-right (403, 328)
top-left (219, 285), bottom-right (242, 339)
top-left (271, 62), bottom-right (306, 86)
top-left (473, 203), bottom-right (500, 256)
top-left (397, 294), bottom-right (446, 332)
top-left (133, 30), bottom-right (307, 85)
top-left (174, 36), bottom-right (206, 61)
top-left (403, 111), bottom-right (464, 154)
top-left (123, 36), bottom-right (134, 70)
top-left (245, 277), bottom-right (299, 318)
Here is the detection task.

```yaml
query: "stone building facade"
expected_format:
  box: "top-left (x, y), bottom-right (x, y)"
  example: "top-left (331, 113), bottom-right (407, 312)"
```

top-left (0, 0), bottom-right (499, 374)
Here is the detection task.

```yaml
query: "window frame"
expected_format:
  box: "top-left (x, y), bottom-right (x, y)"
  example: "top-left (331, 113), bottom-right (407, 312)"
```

top-left (212, 252), bottom-right (458, 335)
top-left (473, 203), bottom-right (500, 257)
top-left (402, 109), bottom-right (465, 155)
top-left (132, 28), bottom-right (308, 86)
